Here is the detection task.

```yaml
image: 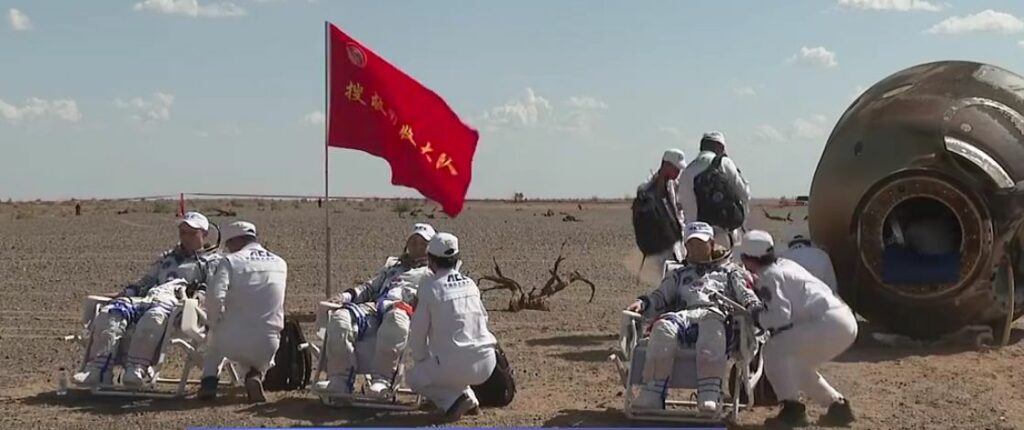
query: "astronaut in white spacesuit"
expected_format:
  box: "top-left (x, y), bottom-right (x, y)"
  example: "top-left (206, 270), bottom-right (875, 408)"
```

top-left (316, 223), bottom-right (436, 397)
top-left (626, 222), bottom-right (762, 415)
top-left (74, 211), bottom-right (219, 388)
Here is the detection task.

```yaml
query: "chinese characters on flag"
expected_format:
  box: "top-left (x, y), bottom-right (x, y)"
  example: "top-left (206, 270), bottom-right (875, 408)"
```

top-left (326, 23), bottom-right (479, 217)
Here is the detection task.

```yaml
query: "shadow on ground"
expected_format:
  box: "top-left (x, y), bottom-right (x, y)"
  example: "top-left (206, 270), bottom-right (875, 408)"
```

top-left (526, 334), bottom-right (617, 347)
top-left (835, 327), bottom-right (1024, 364)
top-left (554, 349), bottom-right (615, 363)
top-left (16, 389), bottom-right (248, 415)
top-left (239, 397), bottom-right (440, 427)
top-left (541, 407), bottom-right (770, 429)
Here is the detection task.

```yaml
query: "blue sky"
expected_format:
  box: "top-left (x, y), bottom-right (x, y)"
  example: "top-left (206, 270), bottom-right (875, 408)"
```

top-left (2, 0), bottom-right (1023, 201)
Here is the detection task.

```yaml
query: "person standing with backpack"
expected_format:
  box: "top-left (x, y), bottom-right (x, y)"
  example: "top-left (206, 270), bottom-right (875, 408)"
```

top-left (632, 149), bottom-right (687, 268)
top-left (677, 131), bottom-right (751, 248)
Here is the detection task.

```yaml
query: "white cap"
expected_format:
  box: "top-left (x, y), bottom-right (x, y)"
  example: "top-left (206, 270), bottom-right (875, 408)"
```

top-left (685, 222), bottom-right (715, 242)
top-left (662, 149), bottom-right (686, 170)
top-left (409, 223), bottom-right (436, 241)
top-left (738, 230), bottom-right (775, 258)
top-left (427, 232), bottom-right (459, 257)
top-left (179, 211), bottom-right (209, 232)
top-left (701, 131), bottom-right (726, 146)
top-left (222, 221), bottom-right (257, 241)
top-left (783, 223), bottom-right (811, 247)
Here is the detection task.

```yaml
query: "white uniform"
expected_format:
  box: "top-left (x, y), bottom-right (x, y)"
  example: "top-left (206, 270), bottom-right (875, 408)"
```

top-left (637, 258), bottom-right (760, 410)
top-left (202, 242), bottom-right (288, 378)
top-left (407, 267), bottom-right (498, 412)
top-left (637, 173), bottom-right (686, 266)
top-left (755, 258), bottom-right (856, 407)
top-left (677, 150), bottom-right (751, 245)
top-left (76, 247), bottom-right (219, 386)
top-left (322, 257), bottom-right (432, 391)
top-left (780, 243), bottom-right (838, 294)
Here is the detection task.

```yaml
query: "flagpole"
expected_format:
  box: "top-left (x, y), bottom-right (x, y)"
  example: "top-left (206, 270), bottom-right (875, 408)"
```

top-left (324, 20), bottom-right (333, 300)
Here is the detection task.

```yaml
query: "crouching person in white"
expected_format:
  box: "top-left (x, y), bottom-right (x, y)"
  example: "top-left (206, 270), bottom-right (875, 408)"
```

top-left (198, 221), bottom-right (287, 403)
top-left (318, 223), bottom-right (436, 397)
top-left (737, 230), bottom-right (856, 427)
top-left (625, 222), bottom-right (761, 416)
top-left (407, 232), bottom-right (498, 421)
top-left (74, 211), bottom-right (219, 388)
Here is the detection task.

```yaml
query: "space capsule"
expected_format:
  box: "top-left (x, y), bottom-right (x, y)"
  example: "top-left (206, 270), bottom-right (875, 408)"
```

top-left (809, 61), bottom-right (1024, 338)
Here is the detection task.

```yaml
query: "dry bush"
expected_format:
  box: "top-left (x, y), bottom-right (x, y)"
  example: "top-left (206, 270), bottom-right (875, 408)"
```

top-left (151, 201), bottom-right (174, 214)
top-left (392, 200), bottom-right (415, 214)
top-left (270, 200), bottom-right (287, 211)
top-left (228, 199), bottom-right (246, 208)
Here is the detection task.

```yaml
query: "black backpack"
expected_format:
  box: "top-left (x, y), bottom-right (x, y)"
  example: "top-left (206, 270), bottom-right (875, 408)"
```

top-left (631, 180), bottom-right (683, 256)
top-left (471, 343), bottom-right (516, 407)
top-left (263, 317), bottom-right (313, 391)
top-left (694, 154), bottom-right (746, 231)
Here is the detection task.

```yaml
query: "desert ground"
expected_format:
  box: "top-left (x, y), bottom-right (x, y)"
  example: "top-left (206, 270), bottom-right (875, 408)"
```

top-left (0, 198), bottom-right (1022, 429)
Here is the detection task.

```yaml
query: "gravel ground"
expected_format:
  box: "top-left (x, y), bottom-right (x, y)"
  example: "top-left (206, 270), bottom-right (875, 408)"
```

top-left (0, 199), bottom-right (1021, 429)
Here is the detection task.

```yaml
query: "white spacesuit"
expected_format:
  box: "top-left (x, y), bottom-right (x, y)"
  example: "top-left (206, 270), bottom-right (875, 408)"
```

top-left (631, 222), bottom-right (761, 414)
top-left (318, 223), bottom-right (436, 396)
top-left (74, 212), bottom-right (219, 387)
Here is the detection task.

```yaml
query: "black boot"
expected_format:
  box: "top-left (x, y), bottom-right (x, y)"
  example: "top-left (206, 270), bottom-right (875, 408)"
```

top-left (819, 398), bottom-right (855, 427)
top-left (197, 376), bottom-right (218, 401)
top-left (244, 369), bottom-right (266, 403)
top-left (764, 400), bottom-right (809, 428)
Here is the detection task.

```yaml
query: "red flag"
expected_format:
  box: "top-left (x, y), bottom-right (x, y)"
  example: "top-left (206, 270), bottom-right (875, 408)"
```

top-left (326, 23), bottom-right (479, 217)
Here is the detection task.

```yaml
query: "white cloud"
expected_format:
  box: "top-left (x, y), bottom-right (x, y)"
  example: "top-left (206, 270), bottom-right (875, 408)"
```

top-left (787, 46), bottom-right (838, 69)
top-left (754, 115), bottom-right (831, 143)
top-left (1019, 40), bottom-right (1024, 47)
top-left (481, 88), bottom-right (608, 135)
top-left (0, 97), bottom-right (82, 123)
top-left (482, 88), bottom-right (553, 128)
top-left (734, 86), bottom-right (757, 97)
top-left (115, 92), bottom-right (175, 123)
top-left (850, 85), bottom-right (868, 101)
top-left (793, 115), bottom-right (830, 139)
top-left (303, 110), bottom-right (325, 126)
top-left (754, 125), bottom-right (787, 143)
top-left (658, 126), bottom-right (686, 140)
top-left (133, 0), bottom-right (247, 18)
top-left (8, 8), bottom-right (32, 31)
top-left (837, 0), bottom-right (944, 12)
top-left (925, 10), bottom-right (1024, 35)
top-left (566, 96), bottom-right (608, 110)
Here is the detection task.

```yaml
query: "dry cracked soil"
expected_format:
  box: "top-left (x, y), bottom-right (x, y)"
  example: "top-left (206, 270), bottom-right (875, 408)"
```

top-left (0, 199), bottom-right (1022, 429)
